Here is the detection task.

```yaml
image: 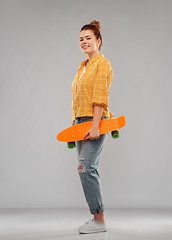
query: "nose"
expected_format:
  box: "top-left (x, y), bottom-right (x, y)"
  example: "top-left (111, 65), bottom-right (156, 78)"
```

top-left (81, 39), bottom-right (87, 44)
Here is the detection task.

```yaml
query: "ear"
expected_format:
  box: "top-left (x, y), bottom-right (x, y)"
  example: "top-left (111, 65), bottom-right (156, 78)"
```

top-left (97, 38), bottom-right (101, 48)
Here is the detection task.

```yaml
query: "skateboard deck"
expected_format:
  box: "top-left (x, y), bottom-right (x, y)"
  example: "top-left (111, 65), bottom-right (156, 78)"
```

top-left (57, 116), bottom-right (126, 143)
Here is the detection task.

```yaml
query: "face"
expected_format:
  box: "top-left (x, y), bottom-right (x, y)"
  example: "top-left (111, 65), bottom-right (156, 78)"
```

top-left (79, 29), bottom-right (101, 54)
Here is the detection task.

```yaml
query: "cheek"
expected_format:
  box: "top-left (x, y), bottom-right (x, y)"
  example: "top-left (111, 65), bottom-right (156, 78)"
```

top-left (90, 41), bottom-right (96, 48)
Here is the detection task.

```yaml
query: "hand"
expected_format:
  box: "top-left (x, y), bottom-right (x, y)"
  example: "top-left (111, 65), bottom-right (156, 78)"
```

top-left (83, 127), bottom-right (100, 140)
top-left (72, 120), bottom-right (75, 125)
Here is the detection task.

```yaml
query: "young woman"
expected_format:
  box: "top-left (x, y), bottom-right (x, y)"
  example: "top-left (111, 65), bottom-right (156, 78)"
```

top-left (71, 20), bottom-right (114, 234)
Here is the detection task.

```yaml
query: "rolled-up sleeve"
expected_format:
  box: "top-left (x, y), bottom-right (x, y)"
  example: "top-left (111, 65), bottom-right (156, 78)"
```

top-left (92, 59), bottom-right (113, 108)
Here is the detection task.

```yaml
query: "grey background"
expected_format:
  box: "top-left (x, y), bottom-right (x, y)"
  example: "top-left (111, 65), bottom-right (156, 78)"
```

top-left (0, 0), bottom-right (171, 208)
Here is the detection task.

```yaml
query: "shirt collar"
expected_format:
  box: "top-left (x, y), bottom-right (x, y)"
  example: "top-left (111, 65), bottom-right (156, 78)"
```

top-left (81, 54), bottom-right (104, 66)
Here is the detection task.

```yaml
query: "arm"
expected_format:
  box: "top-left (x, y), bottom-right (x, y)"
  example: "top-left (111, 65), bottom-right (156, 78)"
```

top-left (83, 105), bottom-right (104, 140)
top-left (83, 59), bottom-right (112, 140)
top-left (92, 105), bottom-right (104, 128)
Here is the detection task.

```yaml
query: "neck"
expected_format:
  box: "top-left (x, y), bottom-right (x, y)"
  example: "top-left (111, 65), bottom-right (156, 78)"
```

top-left (87, 51), bottom-right (100, 61)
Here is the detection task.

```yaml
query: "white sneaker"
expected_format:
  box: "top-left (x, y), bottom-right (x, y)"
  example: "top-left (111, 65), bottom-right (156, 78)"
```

top-left (78, 218), bottom-right (107, 234)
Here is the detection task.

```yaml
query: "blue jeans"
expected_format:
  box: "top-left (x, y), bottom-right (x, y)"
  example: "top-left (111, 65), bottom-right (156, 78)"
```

top-left (74, 116), bottom-right (109, 215)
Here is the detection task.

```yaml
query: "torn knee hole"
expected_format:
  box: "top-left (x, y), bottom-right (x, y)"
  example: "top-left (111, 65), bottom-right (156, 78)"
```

top-left (78, 165), bottom-right (86, 173)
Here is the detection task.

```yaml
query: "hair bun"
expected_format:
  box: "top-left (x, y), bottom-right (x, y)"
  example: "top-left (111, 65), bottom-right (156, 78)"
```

top-left (89, 20), bottom-right (101, 32)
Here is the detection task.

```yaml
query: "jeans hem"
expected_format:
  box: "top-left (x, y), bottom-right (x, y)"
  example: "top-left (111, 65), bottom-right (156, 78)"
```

top-left (90, 205), bottom-right (104, 215)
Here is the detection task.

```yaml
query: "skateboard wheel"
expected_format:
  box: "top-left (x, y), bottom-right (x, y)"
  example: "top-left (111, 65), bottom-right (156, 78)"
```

top-left (67, 141), bottom-right (76, 149)
top-left (111, 130), bottom-right (119, 139)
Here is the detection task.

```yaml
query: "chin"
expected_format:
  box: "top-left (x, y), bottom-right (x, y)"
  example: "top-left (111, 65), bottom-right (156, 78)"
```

top-left (83, 50), bottom-right (91, 53)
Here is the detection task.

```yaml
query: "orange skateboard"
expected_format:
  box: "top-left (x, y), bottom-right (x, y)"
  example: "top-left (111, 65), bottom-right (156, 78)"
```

top-left (56, 116), bottom-right (126, 149)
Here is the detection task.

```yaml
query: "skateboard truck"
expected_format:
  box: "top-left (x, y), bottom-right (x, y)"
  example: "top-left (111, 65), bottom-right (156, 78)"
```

top-left (67, 141), bottom-right (76, 149)
top-left (67, 130), bottom-right (119, 149)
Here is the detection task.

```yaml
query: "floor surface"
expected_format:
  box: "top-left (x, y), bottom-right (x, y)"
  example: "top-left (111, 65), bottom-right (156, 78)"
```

top-left (0, 208), bottom-right (172, 240)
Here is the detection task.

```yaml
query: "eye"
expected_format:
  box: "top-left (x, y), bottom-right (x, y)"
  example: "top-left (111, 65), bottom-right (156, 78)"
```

top-left (80, 38), bottom-right (91, 41)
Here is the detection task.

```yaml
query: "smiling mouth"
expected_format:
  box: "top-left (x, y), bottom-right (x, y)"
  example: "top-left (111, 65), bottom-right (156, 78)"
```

top-left (82, 45), bottom-right (89, 49)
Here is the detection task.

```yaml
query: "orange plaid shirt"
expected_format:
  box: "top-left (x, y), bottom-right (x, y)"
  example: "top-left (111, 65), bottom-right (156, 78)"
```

top-left (71, 54), bottom-right (114, 120)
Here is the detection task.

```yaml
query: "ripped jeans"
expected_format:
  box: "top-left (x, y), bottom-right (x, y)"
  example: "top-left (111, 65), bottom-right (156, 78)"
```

top-left (74, 116), bottom-right (109, 215)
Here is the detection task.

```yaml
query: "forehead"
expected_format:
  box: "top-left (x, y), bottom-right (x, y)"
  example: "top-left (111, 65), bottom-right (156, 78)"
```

top-left (80, 29), bottom-right (94, 38)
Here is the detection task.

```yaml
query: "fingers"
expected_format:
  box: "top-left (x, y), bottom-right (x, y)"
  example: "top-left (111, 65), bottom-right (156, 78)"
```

top-left (84, 133), bottom-right (99, 140)
top-left (90, 136), bottom-right (100, 140)
top-left (83, 133), bottom-right (99, 139)
top-left (83, 131), bottom-right (89, 138)
top-left (83, 130), bottom-right (100, 140)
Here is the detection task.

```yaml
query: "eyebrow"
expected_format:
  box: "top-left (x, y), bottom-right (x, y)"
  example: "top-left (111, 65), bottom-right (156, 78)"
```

top-left (80, 35), bottom-right (91, 39)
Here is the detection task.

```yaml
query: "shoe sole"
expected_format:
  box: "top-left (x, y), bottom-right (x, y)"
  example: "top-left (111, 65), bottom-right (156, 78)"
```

top-left (79, 228), bottom-right (107, 234)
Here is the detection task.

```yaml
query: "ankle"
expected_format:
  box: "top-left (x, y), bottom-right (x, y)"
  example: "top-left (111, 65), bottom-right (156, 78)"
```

top-left (94, 218), bottom-right (105, 223)
top-left (94, 212), bottom-right (105, 222)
